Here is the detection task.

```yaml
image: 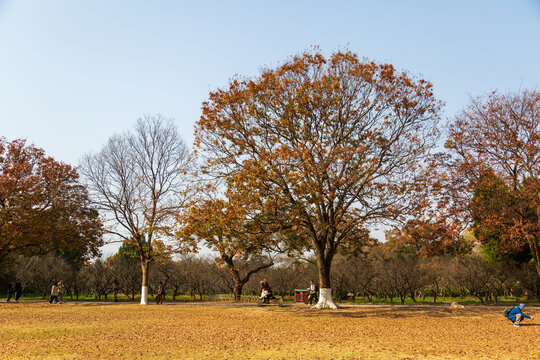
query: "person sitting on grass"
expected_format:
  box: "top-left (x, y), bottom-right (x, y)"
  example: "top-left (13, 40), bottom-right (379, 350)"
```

top-left (508, 303), bottom-right (534, 327)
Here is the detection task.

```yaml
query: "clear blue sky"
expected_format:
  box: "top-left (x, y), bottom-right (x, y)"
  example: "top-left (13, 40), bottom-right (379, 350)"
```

top-left (1, 0), bottom-right (539, 165)
top-left (1, 0), bottom-right (539, 254)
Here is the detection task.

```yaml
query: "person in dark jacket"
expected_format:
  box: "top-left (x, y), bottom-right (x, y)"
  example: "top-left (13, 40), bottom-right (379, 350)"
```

top-left (156, 281), bottom-right (164, 305)
top-left (14, 279), bottom-right (22, 302)
top-left (6, 281), bottom-right (13, 302)
top-left (508, 303), bottom-right (534, 327)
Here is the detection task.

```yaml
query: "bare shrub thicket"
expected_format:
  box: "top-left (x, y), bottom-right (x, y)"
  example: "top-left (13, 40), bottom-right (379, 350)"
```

top-left (3, 252), bottom-right (538, 303)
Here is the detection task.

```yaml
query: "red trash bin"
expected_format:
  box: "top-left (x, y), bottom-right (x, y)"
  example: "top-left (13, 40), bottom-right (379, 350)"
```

top-left (294, 289), bottom-right (308, 302)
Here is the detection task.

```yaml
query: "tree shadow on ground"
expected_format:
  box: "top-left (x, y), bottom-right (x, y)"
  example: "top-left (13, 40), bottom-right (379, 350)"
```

top-left (270, 306), bottom-right (493, 319)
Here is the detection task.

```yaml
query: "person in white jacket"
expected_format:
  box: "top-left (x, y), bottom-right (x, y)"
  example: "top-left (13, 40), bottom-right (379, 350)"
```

top-left (305, 280), bottom-right (318, 305)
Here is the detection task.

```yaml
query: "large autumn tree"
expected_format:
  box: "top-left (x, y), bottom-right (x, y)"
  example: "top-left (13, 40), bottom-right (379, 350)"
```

top-left (81, 115), bottom-right (192, 304)
top-left (443, 90), bottom-right (540, 278)
top-left (195, 50), bottom-right (441, 308)
top-left (0, 138), bottom-right (103, 266)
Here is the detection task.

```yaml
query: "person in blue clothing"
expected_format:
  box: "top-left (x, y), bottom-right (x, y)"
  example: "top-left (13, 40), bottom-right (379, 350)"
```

top-left (508, 303), bottom-right (534, 327)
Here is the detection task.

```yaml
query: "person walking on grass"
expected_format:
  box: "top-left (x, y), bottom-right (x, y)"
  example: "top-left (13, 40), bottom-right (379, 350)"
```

top-left (57, 280), bottom-right (65, 303)
top-left (156, 281), bottom-right (164, 305)
top-left (6, 281), bottom-right (13, 302)
top-left (508, 304), bottom-right (534, 327)
top-left (305, 280), bottom-right (318, 305)
top-left (14, 279), bottom-right (22, 302)
top-left (49, 282), bottom-right (60, 304)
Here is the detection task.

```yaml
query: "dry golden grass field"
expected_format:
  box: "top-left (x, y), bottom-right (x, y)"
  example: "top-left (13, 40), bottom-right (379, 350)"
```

top-left (0, 302), bottom-right (538, 360)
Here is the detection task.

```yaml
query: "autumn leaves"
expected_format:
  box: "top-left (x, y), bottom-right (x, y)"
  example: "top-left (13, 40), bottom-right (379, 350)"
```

top-left (0, 138), bottom-right (102, 265)
top-left (192, 51), bottom-right (444, 307)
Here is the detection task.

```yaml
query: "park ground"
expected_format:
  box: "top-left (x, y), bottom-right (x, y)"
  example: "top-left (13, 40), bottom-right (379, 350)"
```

top-left (0, 302), bottom-right (538, 360)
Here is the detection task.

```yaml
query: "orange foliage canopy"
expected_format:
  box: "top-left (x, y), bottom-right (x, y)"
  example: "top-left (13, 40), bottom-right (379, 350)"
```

top-left (384, 219), bottom-right (474, 257)
top-left (0, 138), bottom-right (103, 264)
top-left (443, 90), bottom-right (540, 276)
top-left (195, 50), bottom-right (441, 289)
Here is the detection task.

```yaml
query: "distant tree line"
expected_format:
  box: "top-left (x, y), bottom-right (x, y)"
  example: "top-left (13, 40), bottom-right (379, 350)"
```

top-left (2, 245), bottom-right (538, 304)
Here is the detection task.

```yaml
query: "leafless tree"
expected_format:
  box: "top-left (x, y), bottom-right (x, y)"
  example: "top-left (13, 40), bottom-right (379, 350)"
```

top-left (11, 254), bottom-right (70, 298)
top-left (86, 258), bottom-right (115, 300)
top-left (451, 256), bottom-right (493, 304)
top-left (331, 254), bottom-right (378, 302)
top-left (108, 255), bottom-right (141, 300)
top-left (80, 115), bottom-right (193, 304)
top-left (150, 259), bottom-right (179, 300)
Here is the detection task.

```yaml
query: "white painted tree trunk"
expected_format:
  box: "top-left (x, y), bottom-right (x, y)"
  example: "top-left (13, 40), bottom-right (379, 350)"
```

top-left (312, 288), bottom-right (339, 309)
top-left (140, 286), bottom-right (148, 305)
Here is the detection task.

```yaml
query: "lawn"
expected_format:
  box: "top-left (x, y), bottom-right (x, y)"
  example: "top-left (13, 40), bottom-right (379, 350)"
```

top-left (7, 293), bottom-right (538, 306)
top-left (0, 302), bottom-right (538, 359)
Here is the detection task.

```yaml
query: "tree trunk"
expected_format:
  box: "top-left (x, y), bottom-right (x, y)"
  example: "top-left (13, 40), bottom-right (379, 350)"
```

top-left (221, 254), bottom-right (273, 302)
top-left (140, 261), bottom-right (149, 305)
top-left (527, 239), bottom-right (540, 279)
top-left (531, 205), bottom-right (540, 279)
top-left (477, 293), bottom-right (484, 304)
top-left (228, 267), bottom-right (244, 302)
top-left (233, 282), bottom-right (243, 302)
top-left (312, 255), bottom-right (338, 309)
